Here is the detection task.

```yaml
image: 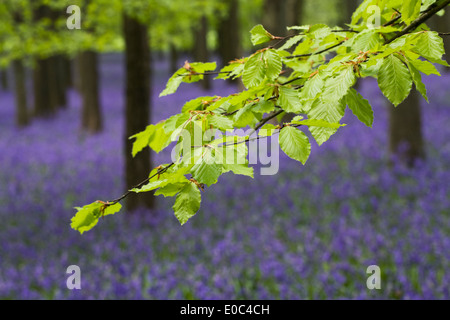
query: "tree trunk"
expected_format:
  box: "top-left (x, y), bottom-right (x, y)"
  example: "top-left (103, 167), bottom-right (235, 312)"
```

top-left (389, 89), bottom-right (424, 167)
top-left (33, 5), bottom-right (57, 118)
top-left (54, 55), bottom-right (68, 108)
top-left (33, 58), bottom-right (55, 117)
top-left (0, 69), bottom-right (7, 91)
top-left (78, 51), bottom-right (102, 133)
top-left (62, 56), bottom-right (74, 89)
top-left (13, 60), bottom-right (28, 127)
top-left (123, 13), bottom-right (155, 212)
top-left (218, 0), bottom-right (242, 66)
top-left (263, 0), bottom-right (304, 36)
top-left (192, 16), bottom-right (211, 90)
top-left (340, 0), bottom-right (359, 27)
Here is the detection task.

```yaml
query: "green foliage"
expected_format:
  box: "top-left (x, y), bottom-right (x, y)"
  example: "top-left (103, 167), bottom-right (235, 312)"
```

top-left (72, 0), bottom-right (449, 231)
top-left (71, 202), bottom-right (122, 234)
top-left (279, 126), bottom-right (311, 165)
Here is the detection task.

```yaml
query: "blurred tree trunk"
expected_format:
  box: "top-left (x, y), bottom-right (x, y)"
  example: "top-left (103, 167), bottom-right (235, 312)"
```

top-left (389, 89), bottom-right (424, 167)
top-left (54, 55), bottom-right (68, 108)
top-left (192, 16), bottom-right (211, 90)
top-left (217, 0), bottom-right (243, 88)
top-left (0, 69), bottom-right (7, 91)
top-left (340, 0), bottom-right (359, 27)
top-left (78, 51), bottom-right (102, 133)
top-left (33, 5), bottom-right (57, 117)
top-left (123, 13), bottom-right (155, 212)
top-left (13, 60), bottom-right (28, 127)
top-left (33, 58), bottom-right (56, 117)
top-left (218, 0), bottom-right (242, 66)
top-left (263, 0), bottom-right (304, 36)
top-left (62, 56), bottom-right (74, 89)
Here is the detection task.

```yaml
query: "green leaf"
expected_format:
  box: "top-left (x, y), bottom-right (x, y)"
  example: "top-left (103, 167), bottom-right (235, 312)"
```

top-left (400, 0), bottom-right (421, 24)
top-left (173, 182), bottom-right (201, 225)
top-left (129, 125), bottom-right (155, 157)
top-left (71, 202), bottom-right (122, 235)
top-left (252, 100), bottom-right (275, 114)
top-left (131, 167), bottom-right (189, 193)
top-left (377, 54), bottom-right (412, 106)
top-left (349, 29), bottom-right (383, 52)
top-left (164, 113), bottom-right (190, 134)
top-left (408, 58), bottom-right (441, 76)
top-left (412, 32), bottom-right (446, 65)
top-left (264, 49), bottom-right (283, 81)
top-left (258, 123), bottom-right (278, 137)
top-left (149, 123), bottom-right (172, 153)
top-left (279, 126), bottom-right (311, 164)
top-left (250, 24), bottom-right (274, 45)
top-left (215, 61), bottom-right (245, 80)
top-left (300, 73), bottom-right (324, 111)
top-left (321, 66), bottom-right (356, 103)
top-left (191, 148), bottom-right (222, 187)
top-left (209, 114), bottom-right (235, 131)
top-left (278, 87), bottom-right (302, 113)
top-left (278, 35), bottom-right (304, 51)
top-left (307, 98), bottom-right (346, 146)
top-left (215, 143), bottom-right (253, 178)
top-left (160, 70), bottom-right (184, 97)
top-left (243, 52), bottom-right (265, 88)
top-left (345, 89), bottom-right (374, 127)
top-left (234, 104), bottom-right (259, 128)
top-left (406, 60), bottom-right (429, 102)
top-left (154, 183), bottom-right (187, 197)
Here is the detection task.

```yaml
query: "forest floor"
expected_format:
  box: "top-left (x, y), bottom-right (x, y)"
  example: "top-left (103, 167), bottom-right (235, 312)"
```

top-left (0, 54), bottom-right (449, 299)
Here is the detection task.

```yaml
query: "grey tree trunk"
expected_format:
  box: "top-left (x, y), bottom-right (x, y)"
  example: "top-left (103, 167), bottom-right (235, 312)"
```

top-left (33, 5), bottom-right (57, 118)
top-left (193, 16), bottom-right (211, 90)
top-left (13, 60), bottom-right (28, 127)
top-left (33, 58), bottom-right (56, 117)
top-left (218, 0), bottom-right (242, 66)
top-left (78, 51), bottom-right (102, 133)
top-left (123, 13), bottom-right (155, 212)
top-left (389, 89), bottom-right (424, 167)
top-left (0, 69), bottom-right (7, 91)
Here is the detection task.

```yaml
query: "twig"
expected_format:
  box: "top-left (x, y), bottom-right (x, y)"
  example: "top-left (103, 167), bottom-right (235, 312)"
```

top-left (109, 163), bottom-right (175, 204)
top-left (385, 0), bottom-right (450, 44)
top-left (248, 110), bottom-right (285, 137)
top-left (285, 40), bottom-right (346, 59)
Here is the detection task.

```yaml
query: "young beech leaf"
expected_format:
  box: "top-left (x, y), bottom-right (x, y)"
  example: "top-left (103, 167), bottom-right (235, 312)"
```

top-left (406, 60), bottom-right (429, 103)
top-left (377, 54), bottom-right (412, 106)
top-left (129, 125), bottom-right (155, 157)
top-left (278, 87), bottom-right (302, 113)
top-left (307, 98), bottom-right (346, 146)
top-left (160, 69), bottom-right (184, 97)
top-left (71, 202), bottom-right (122, 235)
top-left (191, 149), bottom-right (222, 187)
top-left (279, 126), bottom-right (311, 165)
top-left (412, 32), bottom-right (446, 65)
top-left (173, 182), bottom-right (202, 225)
top-left (264, 49), bottom-right (283, 81)
top-left (250, 24), bottom-right (274, 45)
top-left (243, 52), bottom-right (266, 88)
top-left (208, 115), bottom-right (234, 131)
top-left (400, 0), bottom-right (421, 25)
top-left (345, 89), bottom-right (374, 127)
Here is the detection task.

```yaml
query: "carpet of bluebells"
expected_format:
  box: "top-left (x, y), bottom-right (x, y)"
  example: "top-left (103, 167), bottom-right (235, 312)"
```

top-left (0, 54), bottom-right (449, 300)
